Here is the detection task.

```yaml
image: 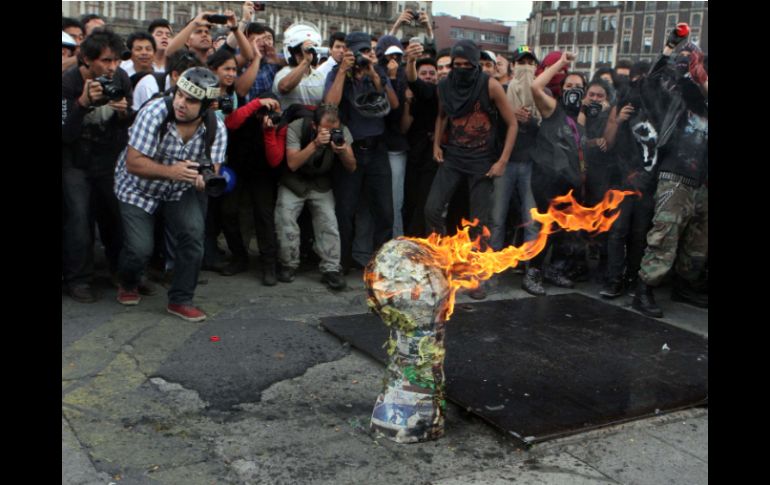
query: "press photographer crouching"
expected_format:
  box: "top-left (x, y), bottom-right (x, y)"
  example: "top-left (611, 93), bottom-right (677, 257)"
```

top-left (113, 67), bottom-right (228, 322)
top-left (264, 104), bottom-right (356, 290)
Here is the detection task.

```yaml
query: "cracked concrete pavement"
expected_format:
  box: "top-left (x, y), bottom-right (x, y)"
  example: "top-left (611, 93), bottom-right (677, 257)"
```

top-left (62, 260), bottom-right (707, 484)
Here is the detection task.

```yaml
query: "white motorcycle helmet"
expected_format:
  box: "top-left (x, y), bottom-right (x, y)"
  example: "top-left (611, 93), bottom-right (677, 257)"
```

top-left (281, 22), bottom-right (322, 62)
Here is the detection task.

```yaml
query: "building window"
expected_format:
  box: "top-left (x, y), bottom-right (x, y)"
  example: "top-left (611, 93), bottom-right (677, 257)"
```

top-left (175, 9), bottom-right (190, 27)
top-left (606, 45), bottom-right (613, 62)
top-left (622, 35), bottom-right (631, 53)
top-left (598, 46), bottom-right (606, 63)
top-left (624, 16), bottom-right (633, 30)
top-left (669, 1), bottom-right (680, 8)
top-left (601, 16), bottom-right (609, 31)
top-left (643, 36), bottom-right (652, 54)
top-left (645, 2), bottom-right (655, 10)
top-left (552, 1), bottom-right (559, 10)
top-left (610, 16), bottom-right (617, 30)
top-left (589, 16), bottom-right (597, 31)
top-left (570, 1), bottom-right (578, 7)
top-left (666, 14), bottom-right (677, 29)
top-left (645, 15), bottom-right (654, 29)
top-left (580, 16), bottom-right (590, 32)
top-left (85, 2), bottom-right (103, 16)
top-left (146, 5), bottom-right (162, 20)
top-left (691, 13), bottom-right (702, 27)
top-left (115, 2), bottom-right (132, 19)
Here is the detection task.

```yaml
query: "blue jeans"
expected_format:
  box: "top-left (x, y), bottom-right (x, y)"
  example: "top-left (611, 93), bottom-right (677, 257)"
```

top-left (388, 150), bottom-right (407, 238)
top-left (118, 188), bottom-right (207, 305)
top-left (62, 164), bottom-right (122, 286)
top-left (489, 160), bottom-right (539, 251)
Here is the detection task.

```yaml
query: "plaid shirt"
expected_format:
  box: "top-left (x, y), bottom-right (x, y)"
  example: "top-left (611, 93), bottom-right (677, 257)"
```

top-left (247, 61), bottom-right (281, 101)
top-left (114, 98), bottom-right (227, 214)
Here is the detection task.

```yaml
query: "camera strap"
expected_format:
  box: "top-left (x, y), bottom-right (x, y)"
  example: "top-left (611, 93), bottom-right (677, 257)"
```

top-left (159, 96), bottom-right (217, 161)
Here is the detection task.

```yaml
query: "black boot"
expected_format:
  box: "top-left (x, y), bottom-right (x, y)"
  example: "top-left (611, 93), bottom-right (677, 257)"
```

top-left (522, 268), bottom-right (546, 296)
top-left (262, 263), bottom-right (277, 286)
top-left (671, 275), bottom-right (708, 308)
top-left (599, 278), bottom-right (624, 299)
top-left (632, 279), bottom-right (663, 318)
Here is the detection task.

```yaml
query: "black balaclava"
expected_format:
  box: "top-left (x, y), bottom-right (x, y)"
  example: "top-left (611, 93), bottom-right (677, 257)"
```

top-left (438, 39), bottom-right (488, 118)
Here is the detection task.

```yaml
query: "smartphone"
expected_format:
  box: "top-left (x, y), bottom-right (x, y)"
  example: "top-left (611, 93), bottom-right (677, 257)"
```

top-left (204, 14), bottom-right (229, 24)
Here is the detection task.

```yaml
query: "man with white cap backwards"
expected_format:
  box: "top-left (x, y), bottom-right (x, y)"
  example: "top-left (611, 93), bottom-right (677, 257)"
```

top-left (273, 22), bottom-right (329, 110)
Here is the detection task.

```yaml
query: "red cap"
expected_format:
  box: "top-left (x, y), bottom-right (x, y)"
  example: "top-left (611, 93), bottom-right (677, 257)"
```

top-left (676, 23), bottom-right (690, 37)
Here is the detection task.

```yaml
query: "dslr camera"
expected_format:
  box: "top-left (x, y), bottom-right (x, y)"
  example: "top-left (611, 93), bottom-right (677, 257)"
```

top-left (355, 52), bottom-right (371, 68)
top-left (203, 14), bottom-right (229, 24)
top-left (94, 76), bottom-right (126, 100)
top-left (267, 109), bottom-right (282, 125)
top-left (196, 153), bottom-right (227, 197)
top-left (303, 45), bottom-right (330, 58)
top-left (330, 128), bottom-right (345, 146)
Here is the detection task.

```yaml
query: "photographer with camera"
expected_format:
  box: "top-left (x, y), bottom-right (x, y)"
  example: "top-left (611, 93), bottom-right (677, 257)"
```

top-left (265, 105), bottom-right (356, 290)
top-left (323, 31), bottom-right (399, 273)
top-left (113, 67), bottom-right (227, 322)
top-left (272, 22), bottom-right (329, 111)
top-left (62, 29), bottom-right (133, 303)
top-left (167, 9), bottom-right (253, 65)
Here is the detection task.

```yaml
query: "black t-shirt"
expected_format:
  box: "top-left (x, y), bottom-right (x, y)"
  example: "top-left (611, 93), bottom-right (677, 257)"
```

top-left (658, 109), bottom-right (708, 184)
top-left (531, 104), bottom-right (585, 190)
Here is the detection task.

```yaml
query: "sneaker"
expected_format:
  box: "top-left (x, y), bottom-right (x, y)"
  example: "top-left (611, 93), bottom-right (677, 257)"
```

top-left (262, 264), bottom-right (278, 286)
top-left (220, 258), bottom-right (249, 276)
top-left (166, 303), bottom-right (207, 322)
top-left (117, 286), bottom-right (141, 306)
top-left (599, 279), bottom-right (624, 299)
top-left (321, 271), bottom-right (347, 290)
top-left (277, 266), bottom-right (296, 283)
top-left (522, 268), bottom-right (546, 296)
top-left (68, 284), bottom-right (98, 303)
top-left (543, 268), bottom-right (574, 288)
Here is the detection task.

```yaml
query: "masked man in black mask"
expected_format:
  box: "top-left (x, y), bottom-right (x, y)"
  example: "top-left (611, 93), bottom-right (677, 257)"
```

top-left (527, 51), bottom-right (588, 292)
top-left (426, 39), bottom-right (518, 300)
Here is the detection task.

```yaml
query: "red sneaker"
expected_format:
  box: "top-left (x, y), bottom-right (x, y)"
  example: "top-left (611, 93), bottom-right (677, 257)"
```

top-left (117, 286), bottom-right (141, 306)
top-left (167, 303), bottom-right (207, 322)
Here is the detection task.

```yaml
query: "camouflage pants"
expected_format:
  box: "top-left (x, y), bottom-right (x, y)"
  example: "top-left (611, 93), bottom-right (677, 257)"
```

top-left (638, 179), bottom-right (708, 286)
top-left (275, 185), bottom-right (342, 273)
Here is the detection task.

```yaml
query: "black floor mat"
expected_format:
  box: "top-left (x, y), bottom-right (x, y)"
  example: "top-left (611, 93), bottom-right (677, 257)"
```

top-left (320, 293), bottom-right (708, 445)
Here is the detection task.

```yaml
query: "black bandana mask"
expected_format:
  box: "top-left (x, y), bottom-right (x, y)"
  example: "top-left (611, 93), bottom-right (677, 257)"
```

top-left (453, 67), bottom-right (478, 88)
top-left (585, 101), bottom-right (603, 118)
top-left (674, 55), bottom-right (690, 76)
top-left (562, 87), bottom-right (584, 115)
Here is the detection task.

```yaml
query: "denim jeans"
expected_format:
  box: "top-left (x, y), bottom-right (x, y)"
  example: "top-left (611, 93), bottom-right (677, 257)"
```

top-left (333, 142), bottom-right (393, 268)
top-left (489, 160), bottom-right (539, 251)
top-left (62, 164), bottom-right (122, 286)
top-left (388, 150), bottom-right (408, 238)
top-left (118, 188), bottom-right (207, 305)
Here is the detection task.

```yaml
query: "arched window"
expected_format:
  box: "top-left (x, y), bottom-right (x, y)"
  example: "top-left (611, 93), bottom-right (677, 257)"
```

top-left (580, 17), bottom-right (590, 32)
top-left (569, 18), bottom-right (575, 32)
top-left (589, 16), bottom-right (596, 32)
top-left (561, 18), bottom-right (570, 33)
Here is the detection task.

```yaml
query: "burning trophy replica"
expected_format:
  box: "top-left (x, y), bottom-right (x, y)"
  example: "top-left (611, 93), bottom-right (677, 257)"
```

top-left (365, 189), bottom-right (637, 443)
top-left (366, 240), bottom-right (451, 443)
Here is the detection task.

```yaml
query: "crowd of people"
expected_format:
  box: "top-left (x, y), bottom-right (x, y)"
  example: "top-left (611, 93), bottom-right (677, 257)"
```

top-left (62, 2), bottom-right (708, 322)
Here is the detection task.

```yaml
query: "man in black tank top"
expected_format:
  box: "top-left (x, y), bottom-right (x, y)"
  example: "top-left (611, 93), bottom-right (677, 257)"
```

top-left (424, 40), bottom-right (518, 299)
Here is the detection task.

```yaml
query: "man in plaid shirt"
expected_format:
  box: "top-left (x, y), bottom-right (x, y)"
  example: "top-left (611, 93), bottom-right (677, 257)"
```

top-left (114, 67), bottom-right (227, 322)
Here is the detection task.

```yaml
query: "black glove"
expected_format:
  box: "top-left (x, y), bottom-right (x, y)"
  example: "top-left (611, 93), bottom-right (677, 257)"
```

top-left (666, 23), bottom-right (689, 49)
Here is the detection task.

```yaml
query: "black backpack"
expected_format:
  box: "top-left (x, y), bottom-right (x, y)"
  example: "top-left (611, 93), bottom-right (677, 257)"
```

top-left (130, 70), bottom-right (167, 91)
top-left (154, 95), bottom-right (218, 161)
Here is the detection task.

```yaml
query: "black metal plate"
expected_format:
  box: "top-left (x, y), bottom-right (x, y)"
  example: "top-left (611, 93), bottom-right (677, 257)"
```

top-left (320, 293), bottom-right (708, 445)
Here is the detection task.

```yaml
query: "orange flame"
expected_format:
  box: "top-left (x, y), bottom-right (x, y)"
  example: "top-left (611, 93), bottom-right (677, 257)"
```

top-left (397, 189), bottom-right (638, 319)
